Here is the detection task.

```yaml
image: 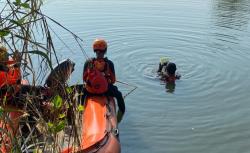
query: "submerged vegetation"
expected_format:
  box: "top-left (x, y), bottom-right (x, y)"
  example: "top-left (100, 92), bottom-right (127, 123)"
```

top-left (0, 0), bottom-right (85, 152)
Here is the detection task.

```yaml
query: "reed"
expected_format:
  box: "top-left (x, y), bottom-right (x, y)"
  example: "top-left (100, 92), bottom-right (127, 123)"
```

top-left (0, 0), bottom-right (83, 152)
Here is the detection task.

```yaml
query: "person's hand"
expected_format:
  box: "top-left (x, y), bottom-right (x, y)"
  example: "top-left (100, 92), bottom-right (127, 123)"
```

top-left (117, 109), bottom-right (124, 123)
top-left (176, 73), bottom-right (181, 79)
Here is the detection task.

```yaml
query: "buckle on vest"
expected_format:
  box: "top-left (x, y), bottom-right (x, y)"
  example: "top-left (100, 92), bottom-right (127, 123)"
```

top-left (112, 128), bottom-right (119, 136)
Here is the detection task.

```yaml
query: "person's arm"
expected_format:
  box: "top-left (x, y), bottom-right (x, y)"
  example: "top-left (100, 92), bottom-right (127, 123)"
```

top-left (83, 59), bottom-right (92, 82)
top-left (106, 59), bottom-right (116, 84)
top-left (176, 73), bottom-right (181, 80)
top-left (157, 63), bottom-right (163, 73)
top-left (159, 65), bottom-right (168, 81)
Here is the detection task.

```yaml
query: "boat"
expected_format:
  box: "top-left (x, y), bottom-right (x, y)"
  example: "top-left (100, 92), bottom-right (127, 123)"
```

top-left (1, 58), bottom-right (121, 152)
top-left (62, 95), bottom-right (121, 153)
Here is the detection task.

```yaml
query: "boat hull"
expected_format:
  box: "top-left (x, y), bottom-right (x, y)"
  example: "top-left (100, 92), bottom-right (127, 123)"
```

top-left (62, 96), bottom-right (121, 153)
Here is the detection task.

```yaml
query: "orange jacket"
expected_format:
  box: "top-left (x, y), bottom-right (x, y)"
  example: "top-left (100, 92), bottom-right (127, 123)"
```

top-left (0, 59), bottom-right (21, 100)
top-left (83, 58), bottom-right (116, 84)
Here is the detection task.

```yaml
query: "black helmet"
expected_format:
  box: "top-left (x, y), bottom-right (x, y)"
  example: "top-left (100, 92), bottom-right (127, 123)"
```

top-left (166, 62), bottom-right (176, 75)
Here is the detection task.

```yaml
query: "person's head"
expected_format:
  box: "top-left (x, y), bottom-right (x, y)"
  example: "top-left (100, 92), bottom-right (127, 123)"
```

top-left (93, 38), bottom-right (107, 59)
top-left (0, 45), bottom-right (8, 62)
top-left (166, 62), bottom-right (176, 75)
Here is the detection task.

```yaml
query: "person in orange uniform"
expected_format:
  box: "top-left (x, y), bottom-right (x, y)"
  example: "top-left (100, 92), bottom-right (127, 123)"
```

top-left (83, 38), bottom-right (125, 123)
top-left (0, 45), bottom-right (22, 153)
top-left (0, 45), bottom-right (22, 101)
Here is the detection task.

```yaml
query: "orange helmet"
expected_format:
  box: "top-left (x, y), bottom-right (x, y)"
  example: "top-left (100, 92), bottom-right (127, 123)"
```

top-left (93, 39), bottom-right (107, 52)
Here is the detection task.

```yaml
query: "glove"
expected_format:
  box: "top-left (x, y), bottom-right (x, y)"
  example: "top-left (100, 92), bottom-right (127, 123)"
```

top-left (117, 109), bottom-right (124, 123)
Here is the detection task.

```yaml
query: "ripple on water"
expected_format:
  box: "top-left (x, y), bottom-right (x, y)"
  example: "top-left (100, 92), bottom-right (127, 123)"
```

top-left (43, 0), bottom-right (250, 152)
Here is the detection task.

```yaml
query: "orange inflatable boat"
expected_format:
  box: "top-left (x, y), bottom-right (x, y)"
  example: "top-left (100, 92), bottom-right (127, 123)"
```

top-left (62, 95), bottom-right (121, 153)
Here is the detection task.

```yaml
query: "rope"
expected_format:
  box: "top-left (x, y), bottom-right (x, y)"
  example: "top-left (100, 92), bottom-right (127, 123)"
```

top-left (116, 80), bottom-right (137, 99)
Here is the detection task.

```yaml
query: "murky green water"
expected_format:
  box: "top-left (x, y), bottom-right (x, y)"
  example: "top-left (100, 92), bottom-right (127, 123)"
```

top-left (43, 0), bottom-right (250, 152)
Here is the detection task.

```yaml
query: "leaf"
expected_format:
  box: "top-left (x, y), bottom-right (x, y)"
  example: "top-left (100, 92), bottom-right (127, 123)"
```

top-left (66, 87), bottom-right (73, 94)
top-left (0, 29), bottom-right (10, 37)
top-left (54, 120), bottom-right (66, 133)
top-left (0, 106), bottom-right (3, 117)
top-left (65, 103), bottom-right (69, 109)
top-left (59, 113), bottom-right (66, 119)
top-left (13, 0), bottom-right (21, 6)
top-left (10, 20), bottom-right (20, 25)
top-left (52, 95), bottom-right (62, 109)
top-left (47, 122), bottom-right (54, 128)
top-left (3, 95), bottom-right (7, 105)
top-left (16, 0), bottom-right (21, 4)
top-left (47, 122), bottom-right (54, 133)
top-left (77, 105), bottom-right (84, 112)
top-left (25, 50), bottom-right (53, 70)
top-left (10, 18), bottom-right (25, 26)
top-left (21, 3), bottom-right (30, 8)
top-left (18, 18), bottom-right (25, 24)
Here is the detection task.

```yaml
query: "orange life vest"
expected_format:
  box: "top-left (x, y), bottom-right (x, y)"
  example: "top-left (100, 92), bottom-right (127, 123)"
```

top-left (83, 61), bottom-right (108, 94)
top-left (93, 58), bottom-right (106, 72)
top-left (0, 59), bottom-right (21, 101)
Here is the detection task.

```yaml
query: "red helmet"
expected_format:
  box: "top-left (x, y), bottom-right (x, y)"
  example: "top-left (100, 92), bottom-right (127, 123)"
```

top-left (93, 39), bottom-right (107, 52)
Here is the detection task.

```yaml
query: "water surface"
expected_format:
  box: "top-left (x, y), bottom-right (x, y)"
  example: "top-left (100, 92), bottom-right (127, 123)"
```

top-left (43, 0), bottom-right (250, 152)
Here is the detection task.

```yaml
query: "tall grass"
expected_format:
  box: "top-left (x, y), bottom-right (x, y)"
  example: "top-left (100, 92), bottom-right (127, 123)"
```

top-left (0, 0), bottom-right (83, 152)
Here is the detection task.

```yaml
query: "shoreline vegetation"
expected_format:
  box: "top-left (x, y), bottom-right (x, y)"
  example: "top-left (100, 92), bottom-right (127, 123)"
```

top-left (0, 0), bottom-right (85, 152)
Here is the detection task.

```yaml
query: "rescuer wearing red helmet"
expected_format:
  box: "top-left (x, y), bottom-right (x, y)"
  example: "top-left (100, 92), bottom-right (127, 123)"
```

top-left (82, 38), bottom-right (125, 123)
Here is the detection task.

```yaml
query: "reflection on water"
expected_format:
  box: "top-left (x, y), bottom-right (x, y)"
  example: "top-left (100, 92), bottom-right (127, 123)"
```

top-left (208, 0), bottom-right (250, 52)
top-left (212, 0), bottom-right (250, 30)
top-left (165, 82), bottom-right (176, 93)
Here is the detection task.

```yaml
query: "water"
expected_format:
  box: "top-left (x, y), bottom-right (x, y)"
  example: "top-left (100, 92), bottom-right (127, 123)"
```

top-left (43, 0), bottom-right (250, 152)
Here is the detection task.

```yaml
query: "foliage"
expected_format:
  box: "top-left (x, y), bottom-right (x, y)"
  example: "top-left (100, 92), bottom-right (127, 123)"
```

top-left (1, 0), bottom-right (53, 81)
top-left (0, 0), bottom-right (83, 151)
